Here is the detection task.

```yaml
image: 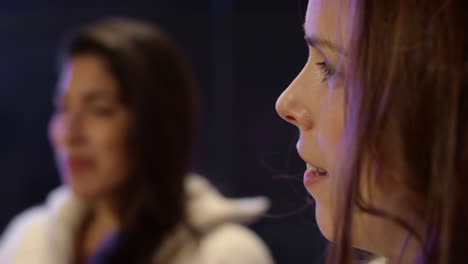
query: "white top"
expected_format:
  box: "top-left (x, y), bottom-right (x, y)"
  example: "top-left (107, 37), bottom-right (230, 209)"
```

top-left (368, 257), bottom-right (387, 264)
top-left (0, 174), bottom-right (274, 264)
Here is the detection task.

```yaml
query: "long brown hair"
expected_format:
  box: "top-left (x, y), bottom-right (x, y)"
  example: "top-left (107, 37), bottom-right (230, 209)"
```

top-left (329, 0), bottom-right (468, 263)
top-left (58, 18), bottom-right (197, 264)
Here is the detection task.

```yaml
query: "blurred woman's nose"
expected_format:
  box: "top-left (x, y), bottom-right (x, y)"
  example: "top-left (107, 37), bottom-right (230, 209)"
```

top-left (275, 74), bottom-right (314, 130)
top-left (49, 111), bottom-right (83, 149)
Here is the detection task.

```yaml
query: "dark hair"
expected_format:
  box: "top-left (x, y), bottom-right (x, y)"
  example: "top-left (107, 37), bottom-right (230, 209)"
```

top-left (59, 18), bottom-right (197, 264)
top-left (329, 0), bottom-right (468, 263)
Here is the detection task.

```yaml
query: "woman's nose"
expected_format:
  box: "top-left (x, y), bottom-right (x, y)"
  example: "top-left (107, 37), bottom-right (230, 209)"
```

top-left (50, 111), bottom-right (84, 149)
top-left (275, 75), bottom-right (314, 130)
top-left (276, 87), bottom-right (299, 126)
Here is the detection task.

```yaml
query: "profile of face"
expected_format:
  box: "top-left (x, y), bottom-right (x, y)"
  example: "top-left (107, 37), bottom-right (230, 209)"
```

top-left (276, 0), bottom-right (349, 241)
top-left (49, 54), bottom-right (132, 200)
top-left (276, 0), bottom-right (423, 258)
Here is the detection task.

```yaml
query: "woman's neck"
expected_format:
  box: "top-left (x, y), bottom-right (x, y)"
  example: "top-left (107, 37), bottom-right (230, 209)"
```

top-left (362, 215), bottom-right (423, 264)
top-left (92, 199), bottom-right (120, 233)
top-left (385, 232), bottom-right (422, 264)
top-left (74, 199), bottom-right (120, 264)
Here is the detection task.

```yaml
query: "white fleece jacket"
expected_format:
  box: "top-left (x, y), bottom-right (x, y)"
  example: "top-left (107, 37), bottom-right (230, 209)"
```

top-left (0, 174), bottom-right (274, 264)
top-left (368, 257), bottom-right (387, 264)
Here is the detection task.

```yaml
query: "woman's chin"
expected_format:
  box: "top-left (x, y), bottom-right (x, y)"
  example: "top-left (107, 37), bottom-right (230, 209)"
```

top-left (69, 184), bottom-right (98, 199)
top-left (65, 177), bottom-right (100, 200)
top-left (315, 203), bottom-right (334, 241)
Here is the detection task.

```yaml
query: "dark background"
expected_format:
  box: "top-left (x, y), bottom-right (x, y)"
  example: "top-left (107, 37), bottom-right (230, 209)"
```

top-left (0, 0), bottom-right (327, 263)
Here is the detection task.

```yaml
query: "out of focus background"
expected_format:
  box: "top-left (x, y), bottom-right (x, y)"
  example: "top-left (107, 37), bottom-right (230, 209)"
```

top-left (0, 0), bottom-right (327, 263)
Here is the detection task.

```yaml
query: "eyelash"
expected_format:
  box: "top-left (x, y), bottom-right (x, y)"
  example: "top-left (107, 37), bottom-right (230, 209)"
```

top-left (316, 61), bottom-right (336, 82)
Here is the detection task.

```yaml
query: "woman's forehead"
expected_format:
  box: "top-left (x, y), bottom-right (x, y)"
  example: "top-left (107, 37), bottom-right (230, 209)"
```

top-left (56, 55), bottom-right (119, 102)
top-left (305, 0), bottom-right (351, 52)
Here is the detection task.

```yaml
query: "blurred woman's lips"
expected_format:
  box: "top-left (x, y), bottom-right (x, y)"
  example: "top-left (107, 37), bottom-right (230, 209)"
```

top-left (66, 156), bottom-right (95, 172)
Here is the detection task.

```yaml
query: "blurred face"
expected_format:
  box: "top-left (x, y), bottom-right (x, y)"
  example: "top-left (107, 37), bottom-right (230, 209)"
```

top-left (49, 54), bottom-right (132, 200)
top-left (276, 0), bottom-right (349, 240)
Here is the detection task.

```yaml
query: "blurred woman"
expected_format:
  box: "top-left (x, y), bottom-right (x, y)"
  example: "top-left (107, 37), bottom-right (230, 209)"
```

top-left (0, 18), bottom-right (273, 264)
top-left (276, 0), bottom-right (467, 263)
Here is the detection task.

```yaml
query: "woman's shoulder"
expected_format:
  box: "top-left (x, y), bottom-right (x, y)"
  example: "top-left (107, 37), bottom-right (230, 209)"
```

top-left (0, 186), bottom-right (70, 247)
top-left (183, 174), bottom-right (274, 264)
top-left (185, 174), bottom-right (270, 230)
top-left (0, 206), bottom-right (48, 244)
top-left (0, 201), bottom-right (51, 262)
top-left (198, 222), bottom-right (274, 264)
top-left (156, 222), bottom-right (273, 264)
top-left (0, 186), bottom-right (84, 263)
top-left (367, 256), bottom-right (387, 264)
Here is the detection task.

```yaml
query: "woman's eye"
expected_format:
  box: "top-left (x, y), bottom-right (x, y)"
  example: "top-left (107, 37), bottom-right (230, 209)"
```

top-left (91, 106), bottom-right (115, 117)
top-left (316, 61), bottom-right (336, 82)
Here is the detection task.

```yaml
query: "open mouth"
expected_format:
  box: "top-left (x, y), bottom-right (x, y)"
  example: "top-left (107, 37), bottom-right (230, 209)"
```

top-left (306, 163), bottom-right (329, 176)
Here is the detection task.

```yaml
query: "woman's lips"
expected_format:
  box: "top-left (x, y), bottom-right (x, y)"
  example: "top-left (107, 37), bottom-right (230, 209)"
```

top-left (66, 157), bottom-right (95, 172)
top-left (304, 163), bottom-right (329, 186)
top-left (304, 167), bottom-right (328, 186)
top-left (297, 151), bottom-right (329, 186)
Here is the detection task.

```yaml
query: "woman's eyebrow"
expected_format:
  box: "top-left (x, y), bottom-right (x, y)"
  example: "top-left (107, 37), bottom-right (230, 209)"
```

top-left (81, 90), bottom-right (111, 104)
top-left (304, 35), bottom-right (346, 56)
top-left (53, 90), bottom-right (112, 107)
top-left (302, 23), bottom-right (346, 55)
